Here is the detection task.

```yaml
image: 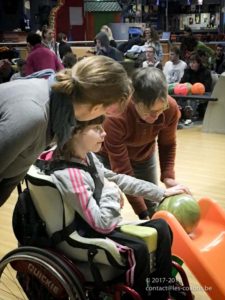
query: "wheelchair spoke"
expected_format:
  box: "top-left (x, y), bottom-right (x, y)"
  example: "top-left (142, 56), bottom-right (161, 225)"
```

top-left (0, 264), bottom-right (27, 299)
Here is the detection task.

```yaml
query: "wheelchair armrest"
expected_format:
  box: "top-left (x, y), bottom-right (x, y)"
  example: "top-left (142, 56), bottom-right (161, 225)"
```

top-left (120, 225), bottom-right (157, 252)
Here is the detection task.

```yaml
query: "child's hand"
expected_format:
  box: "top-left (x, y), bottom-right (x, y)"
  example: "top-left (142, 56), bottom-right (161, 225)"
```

top-left (104, 179), bottom-right (125, 207)
top-left (164, 184), bottom-right (192, 197)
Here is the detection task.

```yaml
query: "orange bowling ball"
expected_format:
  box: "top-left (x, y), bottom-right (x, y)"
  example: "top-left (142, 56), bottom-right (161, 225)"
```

top-left (191, 82), bottom-right (205, 95)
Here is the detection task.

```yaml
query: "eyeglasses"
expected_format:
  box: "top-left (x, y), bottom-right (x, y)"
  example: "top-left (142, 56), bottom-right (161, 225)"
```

top-left (135, 102), bottom-right (169, 117)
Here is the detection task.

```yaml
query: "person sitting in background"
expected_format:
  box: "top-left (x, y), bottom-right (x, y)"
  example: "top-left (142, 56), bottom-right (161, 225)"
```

top-left (57, 32), bottom-right (73, 60)
top-left (100, 25), bottom-right (117, 48)
top-left (95, 31), bottom-right (124, 61)
top-left (118, 32), bottom-right (144, 54)
top-left (10, 59), bottom-right (26, 80)
top-left (25, 32), bottom-right (64, 76)
top-left (213, 44), bottom-right (225, 74)
top-left (163, 46), bottom-right (187, 84)
top-left (143, 26), bottom-right (163, 62)
top-left (62, 52), bottom-right (77, 68)
top-left (98, 68), bottom-right (190, 219)
top-left (196, 48), bottom-right (215, 69)
top-left (39, 115), bottom-right (188, 300)
top-left (180, 52), bottom-right (212, 122)
top-left (0, 59), bottom-right (14, 83)
top-left (180, 34), bottom-right (214, 67)
top-left (126, 26), bottom-right (163, 68)
top-left (142, 46), bottom-right (162, 70)
top-left (180, 26), bottom-right (193, 61)
top-left (180, 52), bottom-right (212, 92)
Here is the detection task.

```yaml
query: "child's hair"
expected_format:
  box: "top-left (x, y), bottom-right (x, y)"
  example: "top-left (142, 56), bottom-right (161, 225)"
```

top-left (73, 115), bottom-right (105, 134)
top-left (57, 115), bottom-right (105, 160)
top-left (52, 55), bottom-right (132, 109)
top-left (132, 67), bottom-right (167, 107)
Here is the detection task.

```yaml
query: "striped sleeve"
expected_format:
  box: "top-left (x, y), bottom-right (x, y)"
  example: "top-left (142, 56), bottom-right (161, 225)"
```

top-left (52, 167), bottom-right (122, 234)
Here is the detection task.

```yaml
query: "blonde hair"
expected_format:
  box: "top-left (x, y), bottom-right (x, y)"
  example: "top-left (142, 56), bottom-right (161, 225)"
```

top-left (52, 56), bottom-right (132, 110)
top-left (101, 25), bottom-right (113, 40)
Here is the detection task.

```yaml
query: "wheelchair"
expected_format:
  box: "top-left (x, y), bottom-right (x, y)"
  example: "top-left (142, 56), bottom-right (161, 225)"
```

top-left (0, 164), bottom-right (193, 300)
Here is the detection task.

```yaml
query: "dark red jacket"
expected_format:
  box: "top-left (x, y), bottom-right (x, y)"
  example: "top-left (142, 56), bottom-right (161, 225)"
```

top-left (99, 96), bottom-right (180, 214)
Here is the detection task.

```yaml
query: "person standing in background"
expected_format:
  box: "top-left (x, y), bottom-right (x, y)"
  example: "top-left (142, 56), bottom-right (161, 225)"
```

top-left (25, 32), bottom-right (63, 76)
top-left (42, 27), bottom-right (61, 60)
top-left (57, 32), bottom-right (73, 60)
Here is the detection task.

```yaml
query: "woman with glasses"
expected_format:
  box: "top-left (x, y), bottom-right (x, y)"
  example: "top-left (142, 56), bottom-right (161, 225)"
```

top-left (98, 67), bottom-right (190, 219)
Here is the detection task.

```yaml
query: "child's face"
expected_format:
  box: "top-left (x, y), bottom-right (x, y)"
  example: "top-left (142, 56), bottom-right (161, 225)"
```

top-left (72, 124), bottom-right (106, 154)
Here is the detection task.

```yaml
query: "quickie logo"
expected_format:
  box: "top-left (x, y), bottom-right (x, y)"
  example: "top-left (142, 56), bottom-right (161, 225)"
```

top-left (27, 263), bottom-right (60, 295)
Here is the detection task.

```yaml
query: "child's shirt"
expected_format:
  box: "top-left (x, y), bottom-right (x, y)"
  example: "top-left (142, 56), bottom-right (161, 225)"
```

top-left (39, 150), bottom-right (165, 234)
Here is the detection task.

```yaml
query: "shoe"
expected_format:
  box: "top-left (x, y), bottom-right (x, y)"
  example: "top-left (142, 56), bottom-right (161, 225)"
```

top-left (184, 119), bottom-right (192, 126)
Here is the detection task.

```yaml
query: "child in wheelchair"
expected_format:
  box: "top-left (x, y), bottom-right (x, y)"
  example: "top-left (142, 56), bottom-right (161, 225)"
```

top-left (30, 115), bottom-right (189, 300)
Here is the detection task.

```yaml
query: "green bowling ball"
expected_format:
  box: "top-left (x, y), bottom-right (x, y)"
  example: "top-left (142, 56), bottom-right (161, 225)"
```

top-left (168, 83), bottom-right (177, 95)
top-left (157, 194), bottom-right (201, 233)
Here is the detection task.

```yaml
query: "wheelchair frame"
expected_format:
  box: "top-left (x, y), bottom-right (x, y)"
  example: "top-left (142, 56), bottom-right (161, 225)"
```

top-left (0, 245), bottom-right (194, 300)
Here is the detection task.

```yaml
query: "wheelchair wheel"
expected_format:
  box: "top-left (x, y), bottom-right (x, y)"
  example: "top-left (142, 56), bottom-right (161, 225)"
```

top-left (0, 246), bottom-right (86, 300)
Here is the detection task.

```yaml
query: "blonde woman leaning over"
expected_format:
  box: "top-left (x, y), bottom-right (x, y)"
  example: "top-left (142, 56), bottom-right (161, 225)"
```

top-left (0, 56), bottom-right (132, 206)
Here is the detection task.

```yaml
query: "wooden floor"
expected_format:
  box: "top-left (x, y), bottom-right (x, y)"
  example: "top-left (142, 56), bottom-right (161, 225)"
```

top-left (0, 125), bottom-right (225, 299)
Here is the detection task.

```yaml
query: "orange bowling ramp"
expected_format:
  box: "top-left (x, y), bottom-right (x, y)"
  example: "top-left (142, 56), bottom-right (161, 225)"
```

top-left (152, 197), bottom-right (225, 300)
